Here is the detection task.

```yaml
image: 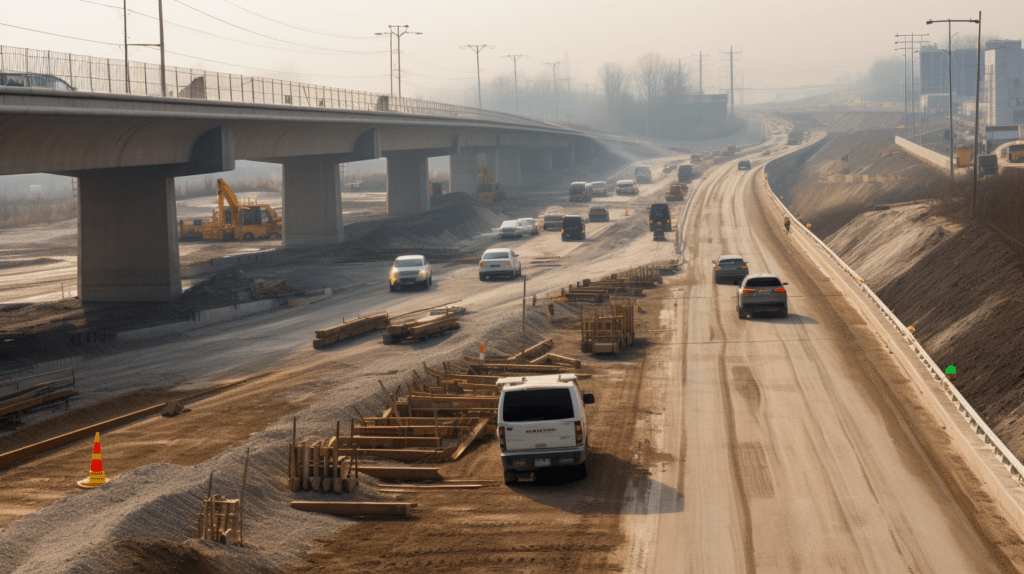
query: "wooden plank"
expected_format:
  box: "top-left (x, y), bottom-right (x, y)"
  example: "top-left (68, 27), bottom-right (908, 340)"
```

top-left (338, 436), bottom-right (443, 448)
top-left (357, 466), bottom-right (444, 481)
top-left (506, 338), bottom-right (554, 362)
top-left (449, 418), bottom-right (490, 461)
top-left (355, 425), bottom-right (469, 438)
top-left (355, 447), bottom-right (454, 462)
top-left (477, 363), bottom-right (568, 374)
top-left (380, 484), bottom-right (482, 490)
top-left (290, 501), bottom-right (417, 517)
top-left (315, 313), bottom-right (389, 339)
top-left (547, 353), bottom-right (582, 369)
top-left (362, 416), bottom-right (479, 426)
top-left (0, 389), bottom-right (78, 417)
top-left (529, 353), bottom-right (552, 365)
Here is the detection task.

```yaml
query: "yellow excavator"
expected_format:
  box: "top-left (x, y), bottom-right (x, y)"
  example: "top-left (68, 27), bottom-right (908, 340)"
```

top-left (179, 179), bottom-right (282, 241)
top-left (477, 165), bottom-right (505, 202)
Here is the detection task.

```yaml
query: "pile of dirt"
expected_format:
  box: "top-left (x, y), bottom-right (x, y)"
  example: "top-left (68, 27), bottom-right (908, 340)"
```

top-left (826, 204), bottom-right (1024, 460)
top-left (768, 129), bottom-right (943, 238)
top-left (347, 194), bottom-right (505, 249)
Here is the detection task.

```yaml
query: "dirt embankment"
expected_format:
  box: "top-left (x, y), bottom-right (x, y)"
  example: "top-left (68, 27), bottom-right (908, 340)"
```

top-left (768, 128), bottom-right (943, 238)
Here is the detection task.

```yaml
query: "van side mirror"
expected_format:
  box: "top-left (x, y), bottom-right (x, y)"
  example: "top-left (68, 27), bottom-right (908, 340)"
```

top-left (583, 393), bottom-right (595, 405)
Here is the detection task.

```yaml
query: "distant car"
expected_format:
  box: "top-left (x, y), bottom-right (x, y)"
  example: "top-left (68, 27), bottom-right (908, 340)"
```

top-left (713, 254), bottom-right (749, 285)
top-left (561, 215), bottom-right (586, 241)
top-left (589, 181), bottom-right (608, 197)
top-left (588, 205), bottom-right (609, 222)
top-left (517, 217), bottom-right (539, 235)
top-left (0, 73), bottom-right (75, 91)
top-left (662, 165), bottom-right (675, 174)
top-left (498, 219), bottom-right (522, 239)
top-left (738, 160), bottom-right (752, 170)
top-left (479, 247), bottom-right (521, 280)
top-left (649, 203), bottom-right (671, 231)
top-left (516, 219), bottom-right (536, 236)
top-left (737, 273), bottom-right (788, 319)
top-left (615, 180), bottom-right (638, 196)
top-left (389, 255), bottom-right (432, 291)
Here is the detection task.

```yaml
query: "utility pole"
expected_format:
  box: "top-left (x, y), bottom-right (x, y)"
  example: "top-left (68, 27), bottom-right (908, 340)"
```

top-left (462, 44), bottom-right (494, 108)
top-left (121, 0), bottom-right (163, 95)
top-left (721, 46), bottom-right (741, 121)
top-left (928, 17), bottom-right (981, 194)
top-left (896, 34), bottom-right (928, 144)
top-left (562, 76), bottom-right (574, 122)
top-left (503, 54), bottom-right (525, 115)
top-left (693, 51), bottom-right (704, 96)
top-left (543, 61), bottom-right (561, 120)
top-left (972, 11), bottom-right (982, 219)
top-left (374, 30), bottom-right (394, 97)
top-left (378, 26), bottom-right (420, 99)
top-left (895, 45), bottom-right (908, 138)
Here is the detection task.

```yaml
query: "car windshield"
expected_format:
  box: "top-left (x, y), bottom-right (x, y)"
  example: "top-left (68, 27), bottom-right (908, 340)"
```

top-left (746, 277), bottom-right (782, 287)
top-left (483, 252), bottom-right (509, 260)
top-left (394, 258), bottom-right (424, 268)
top-left (502, 388), bottom-right (575, 422)
top-left (519, 219), bottom-right (534, 225)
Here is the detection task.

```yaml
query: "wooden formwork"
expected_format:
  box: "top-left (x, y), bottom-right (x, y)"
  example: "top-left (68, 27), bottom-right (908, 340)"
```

top-left (581, 303), bottom-right (635, 354)
top-left (313, 313), bottom-right (389, 349)
top-left (198, 496), bottom-right (241, 544)
top-left (288, 438), bottom-right (358, 493)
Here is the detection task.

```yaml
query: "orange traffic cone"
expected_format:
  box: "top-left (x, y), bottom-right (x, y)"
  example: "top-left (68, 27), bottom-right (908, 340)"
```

top-left (625, 206), bottom-right (629, 216)
top-left (77, 432), bottom-right (109, 488)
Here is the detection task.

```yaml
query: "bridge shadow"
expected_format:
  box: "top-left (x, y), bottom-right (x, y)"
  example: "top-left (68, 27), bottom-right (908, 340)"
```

top-left (508, 450), bottom-right (683, 516)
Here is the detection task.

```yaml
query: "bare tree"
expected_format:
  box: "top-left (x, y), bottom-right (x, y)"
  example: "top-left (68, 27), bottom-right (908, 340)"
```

top-left (600, 62), bottom-right (631, 131)
top-left (635, 53), bottom-right (665, 137)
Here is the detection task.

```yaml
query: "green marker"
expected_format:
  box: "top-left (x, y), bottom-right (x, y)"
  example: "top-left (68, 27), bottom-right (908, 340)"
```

top-left (945, 365), bottom-right (956, 375)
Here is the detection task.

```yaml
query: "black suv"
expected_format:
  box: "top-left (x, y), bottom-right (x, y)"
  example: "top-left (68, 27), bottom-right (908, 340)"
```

top-left (561, 215), bottom-right (586, 241)
top-left (649, 203), bottom-right (671, 232)
top-left (738, 160), bottom-right (752, 170)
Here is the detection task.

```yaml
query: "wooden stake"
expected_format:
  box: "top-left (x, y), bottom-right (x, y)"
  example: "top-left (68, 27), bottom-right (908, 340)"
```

top-left (238, 448), bottom-right (250, 546)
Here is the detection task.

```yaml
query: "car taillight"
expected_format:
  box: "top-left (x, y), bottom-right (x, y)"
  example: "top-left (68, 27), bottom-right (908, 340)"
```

top-left (479, 262), bottom-right (483, 267)
top-left (775, 287), bottom-right (786, 292)
top-left (741, 266), bottom-right (747, 269)
top-left (498, 427), bottom-right (506, 451)
top-left (650, 219), bottom-right (653, 223)
top-left (506, 261), bottom-right (511, 265)
top-left (575, 422), bottom-right (583, 445)
top-left (667, 219), bottom-right (671, 223)
top-left (715, 266), bottom-right (721, 270)
top-left (742, 289), bottom-right (754, 293)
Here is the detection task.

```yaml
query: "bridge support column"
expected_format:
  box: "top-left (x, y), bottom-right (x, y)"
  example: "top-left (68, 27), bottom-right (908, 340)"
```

top-left (282, 157), bottom-right (344, 246)
top-left (541, 147), bottom-right (554, 172)
top-left (494, 148), bottom-right (522, 187)
top-left (386, 151), bottom-right (430, 214)
top-left (77, 167), bottom-right (181, 302)
top-left (449, 152), bottom-right (478, 195)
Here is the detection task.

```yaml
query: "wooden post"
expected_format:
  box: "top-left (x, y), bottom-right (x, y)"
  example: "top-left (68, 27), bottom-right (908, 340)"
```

top-left (238, 448), bottom-right (250, 546)
top-left (301, 441), bottom-right (310, 490)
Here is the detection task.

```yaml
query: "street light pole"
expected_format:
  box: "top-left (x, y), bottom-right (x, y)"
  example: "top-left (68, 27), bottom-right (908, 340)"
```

top-left (462, 44), bottom-right (493, 108)
top-left (896, 34), bottom-right (928, 143)
top-left (543, 62), bottom-right (560, 120)
top-left (504, 54), bottom-right (525, 115)
top-left (157, 0), bottom-right (165, 96)
top-left (972, 11), bottom-right (982, 219)
top-left (374, 31), bottom-right (393, 98)
top-left (927, 17), bottom-right (981, 196)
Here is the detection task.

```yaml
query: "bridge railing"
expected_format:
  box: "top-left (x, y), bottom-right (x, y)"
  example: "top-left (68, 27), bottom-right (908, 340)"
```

top-left (0, 45), bottom-right (551, 128)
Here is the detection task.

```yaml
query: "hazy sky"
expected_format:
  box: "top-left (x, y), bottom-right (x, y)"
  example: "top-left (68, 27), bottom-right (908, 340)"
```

top-left (1, 0), bottom-right (1021, 104)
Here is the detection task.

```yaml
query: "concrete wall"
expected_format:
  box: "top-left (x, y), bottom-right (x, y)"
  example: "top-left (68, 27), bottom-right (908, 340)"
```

top-left (282, 157), bottom-right (344, 245)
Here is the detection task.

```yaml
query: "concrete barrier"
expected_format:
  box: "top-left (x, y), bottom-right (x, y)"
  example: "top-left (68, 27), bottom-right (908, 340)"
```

top-left (118, 298), bottom-right (283, 342)
top-left (895, 136), bottom-right (950, 171)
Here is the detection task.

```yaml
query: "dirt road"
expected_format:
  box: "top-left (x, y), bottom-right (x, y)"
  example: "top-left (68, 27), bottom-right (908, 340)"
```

top-left (620, 149), bottom-right (1024, 572)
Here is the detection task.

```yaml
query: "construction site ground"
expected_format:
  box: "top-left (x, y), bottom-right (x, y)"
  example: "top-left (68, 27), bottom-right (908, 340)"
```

top-left (6, 117), bottom-right (1024, 573)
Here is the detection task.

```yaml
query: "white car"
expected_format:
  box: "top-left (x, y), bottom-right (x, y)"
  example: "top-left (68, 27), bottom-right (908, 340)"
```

top-left (498, 219), bottom-right (522, 239)
top-left (479, 247), bottom-right (521, 281)
top-left (497, 373), bottom-right (595, 485)
top-left (389, 255), bottom-right (432, 291)
top-left (589, 181), bottom-right (608, 197)
top-left (517, 218), bottom-right (539, 236)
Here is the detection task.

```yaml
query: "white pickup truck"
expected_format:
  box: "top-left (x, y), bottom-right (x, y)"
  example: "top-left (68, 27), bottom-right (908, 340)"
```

top-left (496, 373), bottom-right (595, 485)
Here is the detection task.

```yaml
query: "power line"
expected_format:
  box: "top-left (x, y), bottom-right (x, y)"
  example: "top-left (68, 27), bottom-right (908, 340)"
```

top-left (140, 45), bottom-right (388, 79)
top-left (0, 21), bottom-right (123, 46)
top-left (213, 0), bottom-right (376, 40)
top-left (77, 0), bottom-right (384, 55)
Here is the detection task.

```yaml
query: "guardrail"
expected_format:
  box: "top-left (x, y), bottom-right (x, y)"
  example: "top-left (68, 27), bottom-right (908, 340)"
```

top-left (760, 166), bottom-right (1024, 490)
top-left (0, 45), bottom-right (552, 128)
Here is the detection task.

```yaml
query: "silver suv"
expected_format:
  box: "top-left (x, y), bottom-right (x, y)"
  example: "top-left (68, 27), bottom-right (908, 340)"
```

top-left (389, 255), bottom-right (432, 291)
top-left (737, 274), bottom-right (788, 318)
top-left (479, 248), bottom-right (521, 281)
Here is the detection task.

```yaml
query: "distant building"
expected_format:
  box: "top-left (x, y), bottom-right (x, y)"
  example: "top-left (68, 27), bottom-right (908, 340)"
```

top-left (920, 46), bottom-right (981, 98)
top-left (982, 40), bottom-right (1024, 125)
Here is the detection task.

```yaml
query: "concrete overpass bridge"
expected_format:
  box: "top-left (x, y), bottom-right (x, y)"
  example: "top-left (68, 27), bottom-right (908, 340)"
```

top-left (0, 84), bottom-right (659, 303)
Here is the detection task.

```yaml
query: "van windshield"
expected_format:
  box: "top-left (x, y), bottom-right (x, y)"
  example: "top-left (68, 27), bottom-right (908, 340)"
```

top-left (502, 388), bottom-right (575, 422)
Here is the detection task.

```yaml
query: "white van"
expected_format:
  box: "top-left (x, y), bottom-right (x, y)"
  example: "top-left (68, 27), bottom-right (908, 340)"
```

top-left (496, 373), bottom-right (595, 485)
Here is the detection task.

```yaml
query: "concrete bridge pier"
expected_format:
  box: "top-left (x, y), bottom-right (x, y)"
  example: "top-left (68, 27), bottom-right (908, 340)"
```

top-left (493, 148), bottom-right (521, 187)
top-left (77, 167), bottom-right (182, 302)
top-left (449, 152), bottom-right (479, 196)
top-left (282, 157), bottom-right (344, 246)
top-left (386, 151), bottom-right (430, 215)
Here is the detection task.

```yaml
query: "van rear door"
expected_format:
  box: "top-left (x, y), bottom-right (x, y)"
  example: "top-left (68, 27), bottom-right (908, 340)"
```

top-left (501, 388), bottom-right (577, 451)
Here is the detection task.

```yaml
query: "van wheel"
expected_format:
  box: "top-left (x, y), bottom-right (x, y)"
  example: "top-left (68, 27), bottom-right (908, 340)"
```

top-left (738, 308), bottom-right (746, 320)
top-left (504, 470), bottom-right (518, 486)
top-left (242, 233), bottom-right (255, 240)
top-left (578, 459), bottom-right (590, 480)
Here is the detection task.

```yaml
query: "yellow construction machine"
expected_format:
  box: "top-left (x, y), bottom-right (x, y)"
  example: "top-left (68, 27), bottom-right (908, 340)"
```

top-left (179, 179), bottom-right (282, 241)
top-left (476, 165), bottom-right (505, 202)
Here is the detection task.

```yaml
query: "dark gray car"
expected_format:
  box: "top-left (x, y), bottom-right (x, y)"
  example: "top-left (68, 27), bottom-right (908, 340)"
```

top-left (737, 274), bottom-right (788, 319)
top-left (713, 255), bottom-right (749, 285)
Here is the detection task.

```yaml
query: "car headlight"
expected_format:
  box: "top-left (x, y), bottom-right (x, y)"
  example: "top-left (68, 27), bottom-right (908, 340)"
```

top-left (418, 270), bottom-right (426, 277)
